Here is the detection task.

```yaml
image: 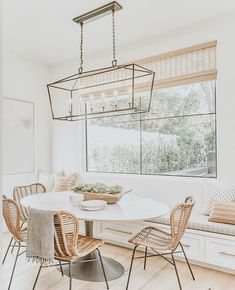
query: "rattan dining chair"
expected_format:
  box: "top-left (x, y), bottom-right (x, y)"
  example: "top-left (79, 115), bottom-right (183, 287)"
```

top-left (32, 211), bottom-right (109, 290)
top-left (3, 183), bottom-right (47, 261)
top-left (2, 196), bottom-right (27, 290)
top-left (13, 183), bottom-right (46, 223)
top-left (126, 196), bottom-right (195, 290)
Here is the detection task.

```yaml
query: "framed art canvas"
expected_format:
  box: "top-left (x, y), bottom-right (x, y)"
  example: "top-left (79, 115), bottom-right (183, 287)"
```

top-left (3, 98), bottom-right (34, 174)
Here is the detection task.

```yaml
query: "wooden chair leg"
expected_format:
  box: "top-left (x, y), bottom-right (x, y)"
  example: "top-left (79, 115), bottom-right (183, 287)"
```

top-left (171, 252), bottom-right (182, 290)
top-left (68, 262), bottom-right (72, 290)
top-left (179, 243), bottom-right (195, 280)
top-left (32, 264), bottom-right (42, 290)
top-left (8, 243), bottom-right (21, 290)
top-left (2, 237), bottom-right (13, 265)
top-left (144, 247), bottom-right (148, 270)
top-left (97, 248), bottom-right (109, 289)
top-left (126, 246), bottom-right (138, 290)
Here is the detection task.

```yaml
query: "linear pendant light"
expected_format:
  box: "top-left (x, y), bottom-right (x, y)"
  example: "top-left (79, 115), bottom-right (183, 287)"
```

top-left (47, 1), bottom-right (155, 121)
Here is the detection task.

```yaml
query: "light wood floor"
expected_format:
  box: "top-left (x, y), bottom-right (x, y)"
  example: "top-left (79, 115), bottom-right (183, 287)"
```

top-left (2, 233), bottom-right (235, 290)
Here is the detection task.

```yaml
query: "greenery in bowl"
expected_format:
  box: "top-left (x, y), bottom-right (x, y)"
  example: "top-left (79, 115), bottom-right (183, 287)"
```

top-left (73, 183), bottom-right (123, 194)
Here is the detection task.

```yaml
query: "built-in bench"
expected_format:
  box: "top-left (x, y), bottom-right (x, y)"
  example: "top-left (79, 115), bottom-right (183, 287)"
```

top-left (147, 212), bottom-right (235, 236)
top-left (95, 211), bottom-right (235, 274)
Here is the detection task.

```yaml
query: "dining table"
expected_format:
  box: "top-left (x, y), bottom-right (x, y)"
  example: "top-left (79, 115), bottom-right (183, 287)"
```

top-left (21, 191), bottom-right (169, 282)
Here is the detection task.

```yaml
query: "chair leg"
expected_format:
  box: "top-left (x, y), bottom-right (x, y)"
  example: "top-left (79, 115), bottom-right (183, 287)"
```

top-left (2, 237), bottom-right (13, 265)
top-left (11, 241), bottom-right (17, 253)
top-left (97, 248), bottom-right (109, 290)
top-left (68, 261), bottom-right (72, 290)
top-left (144, 247), bottom-right (148, 270)
top-left (59, 260), bottom-right (64, 276)
top-left (126, 246), bottom-right (138, 290)
top-left (8, 243), bottom-right (21, 290)
top-left (179, 243), bottom-right (195, 280)
top-left (171, 252), bottom-right (182, 290)
top-left (32, 264), bottom-right (42, 290)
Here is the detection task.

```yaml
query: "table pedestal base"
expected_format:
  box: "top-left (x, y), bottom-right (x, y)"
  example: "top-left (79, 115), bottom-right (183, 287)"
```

top-left (59, 221), bottom-right (124, 282)
top-left (61, 254), bottom-right (124, 282)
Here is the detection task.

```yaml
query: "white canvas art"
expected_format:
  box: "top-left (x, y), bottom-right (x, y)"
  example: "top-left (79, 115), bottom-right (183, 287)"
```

top-left (3, 98), bottom-right (34, 174)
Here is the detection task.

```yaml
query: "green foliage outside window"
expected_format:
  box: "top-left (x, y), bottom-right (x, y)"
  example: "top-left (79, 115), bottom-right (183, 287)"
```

top-left (86, 80), bottom-right (216, 177)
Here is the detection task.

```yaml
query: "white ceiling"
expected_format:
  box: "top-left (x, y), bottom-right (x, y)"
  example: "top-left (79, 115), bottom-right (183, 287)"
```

top-left (3, 0), bottom-right (235, 65)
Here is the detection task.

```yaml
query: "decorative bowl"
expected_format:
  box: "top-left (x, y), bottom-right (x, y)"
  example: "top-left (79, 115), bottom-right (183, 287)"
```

top-left (76, 191), bottom-right (124, 204)
top-left (72, 183), bottom-right (131, 204)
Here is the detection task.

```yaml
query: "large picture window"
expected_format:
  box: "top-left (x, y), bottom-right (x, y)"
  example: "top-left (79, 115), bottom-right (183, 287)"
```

top-left (86, 80), bottom-right (216, 177)
top-left (86, 42), bottom-right (217, 177)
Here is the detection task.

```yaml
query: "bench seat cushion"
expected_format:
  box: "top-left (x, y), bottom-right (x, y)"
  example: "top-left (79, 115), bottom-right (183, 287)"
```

top-left (146, 212), bottom-right (235, 236)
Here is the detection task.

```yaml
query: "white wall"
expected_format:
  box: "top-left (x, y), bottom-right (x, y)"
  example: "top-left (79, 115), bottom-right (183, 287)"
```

top-left (49, 13), bottom-right (235, 210)
top-left (0, 0), bottom-right (3, 270)
top-left (2, 52), bottom-right (52, 196)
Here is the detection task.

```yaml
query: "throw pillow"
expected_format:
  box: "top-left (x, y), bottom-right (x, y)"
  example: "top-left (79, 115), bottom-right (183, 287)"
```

top-left (54, 172), bottom-right (77, 192)
top-left (201, 181), bottom-right (235, 215)
top-left (64, 171), bottom-right (81, 187)
top-left (209, 201), bottom-right (235, 224)
top-left (38, 170), bottom-right (64, 192)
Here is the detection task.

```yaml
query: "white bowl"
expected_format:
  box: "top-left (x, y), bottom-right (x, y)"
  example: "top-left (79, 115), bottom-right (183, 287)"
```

top-left (69, 193), bottom-right (84, 207)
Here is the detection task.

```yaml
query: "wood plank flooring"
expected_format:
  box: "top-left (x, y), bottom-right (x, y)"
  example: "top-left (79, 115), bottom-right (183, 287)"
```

top-left (2, 233), bottom-right (235, 290)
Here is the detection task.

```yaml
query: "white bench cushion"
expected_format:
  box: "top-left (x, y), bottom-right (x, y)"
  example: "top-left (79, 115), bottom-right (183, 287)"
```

top-left (146, 212), bottom-right (235, 236)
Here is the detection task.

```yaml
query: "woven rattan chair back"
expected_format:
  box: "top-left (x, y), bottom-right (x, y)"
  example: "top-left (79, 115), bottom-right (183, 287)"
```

top-left (54, 211), bottom-right (79, 260)
top-left (170, 196), bottom-right (195, 250)
top-left (2, 197), bottom-right (25, 242)
top-left (13, 183), bottom-right (46, 222)
top-left (32, 212), bottom-right (109, 290)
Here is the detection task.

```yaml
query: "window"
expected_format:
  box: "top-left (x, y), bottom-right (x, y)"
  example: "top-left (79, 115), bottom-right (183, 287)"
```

top-left (86, 80), bottom-right (216, 177)
top-left (86, 42), bottom-right (217, 177)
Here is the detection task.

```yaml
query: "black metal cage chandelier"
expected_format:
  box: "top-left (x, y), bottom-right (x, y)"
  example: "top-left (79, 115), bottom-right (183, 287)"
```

top-left (47, 1), bottom-right (155, 121)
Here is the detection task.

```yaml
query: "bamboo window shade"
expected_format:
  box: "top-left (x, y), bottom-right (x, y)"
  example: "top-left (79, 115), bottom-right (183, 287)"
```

top-left (135, 40), bottom-right (217, 90)
top-left (76, 41), bottom-right (216, 99)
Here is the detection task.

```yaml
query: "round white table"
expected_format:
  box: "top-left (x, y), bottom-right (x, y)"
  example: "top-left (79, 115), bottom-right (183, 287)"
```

top-left (21, 191), bottom-right (169, 282)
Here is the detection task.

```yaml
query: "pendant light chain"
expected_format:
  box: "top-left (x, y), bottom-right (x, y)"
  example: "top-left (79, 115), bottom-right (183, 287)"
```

top-left (79, 10), bottom-right (117, 72)
top-left (79, 22), bottom-right (84, 74)
top-left (112, 9), bottom-right (117, 67)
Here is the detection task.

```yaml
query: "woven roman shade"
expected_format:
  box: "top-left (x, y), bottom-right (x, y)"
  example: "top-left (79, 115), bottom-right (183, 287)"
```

top-left (136, 41), bottom-right (217, 90)
top-left (78, 41), bottom-right (217, 98)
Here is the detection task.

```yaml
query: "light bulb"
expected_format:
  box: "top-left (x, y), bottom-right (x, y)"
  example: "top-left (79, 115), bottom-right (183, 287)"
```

top-left (128, 88), bottom-right (132, 105)
top-left (90, 94), bottom-right (93, 112)
top-left (114, 90), bottom-right (118, 106)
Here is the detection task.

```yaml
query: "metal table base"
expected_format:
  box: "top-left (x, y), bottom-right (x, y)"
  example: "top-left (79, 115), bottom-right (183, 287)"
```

top-left (61, 254), bottom-right (124, 282)
top-left (59, 220), bottom-right (125, 282)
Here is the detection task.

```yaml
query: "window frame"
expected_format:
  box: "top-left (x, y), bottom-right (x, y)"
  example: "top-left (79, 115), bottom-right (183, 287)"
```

top-left (85, 80), bottom-right (217, 178)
